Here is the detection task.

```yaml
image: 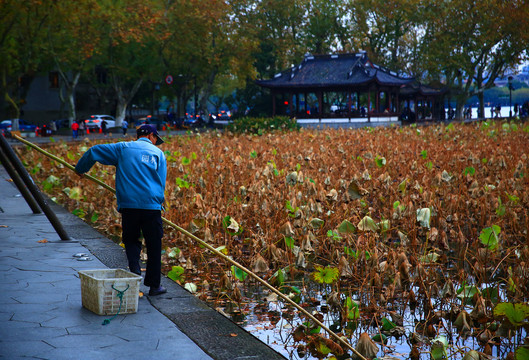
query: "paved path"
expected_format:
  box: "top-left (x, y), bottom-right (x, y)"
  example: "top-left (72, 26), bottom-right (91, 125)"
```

top-left (0, 165), bottom-right (213, 360)
top-left (0, 139), bottom-right (285, 360)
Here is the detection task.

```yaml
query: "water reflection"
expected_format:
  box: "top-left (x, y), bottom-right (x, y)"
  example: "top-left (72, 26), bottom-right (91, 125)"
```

top-left (214, 281), bottom-right (529, 360)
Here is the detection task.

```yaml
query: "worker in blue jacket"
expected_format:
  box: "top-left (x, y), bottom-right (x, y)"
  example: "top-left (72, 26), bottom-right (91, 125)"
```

top-left (75, 124), bottom-right (168, 296)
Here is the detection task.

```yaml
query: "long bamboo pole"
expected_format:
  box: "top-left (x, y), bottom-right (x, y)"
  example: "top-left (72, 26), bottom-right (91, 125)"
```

top-left (13, 134), bottom-right (367, 360)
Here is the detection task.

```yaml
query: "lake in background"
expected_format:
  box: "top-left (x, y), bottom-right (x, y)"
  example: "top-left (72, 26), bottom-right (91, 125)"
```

top-left (448, 106), bottom-right (516, 119)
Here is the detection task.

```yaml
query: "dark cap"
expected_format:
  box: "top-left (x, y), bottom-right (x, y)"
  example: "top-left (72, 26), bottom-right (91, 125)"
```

top-left (137, 124), bottom-right (164, 145)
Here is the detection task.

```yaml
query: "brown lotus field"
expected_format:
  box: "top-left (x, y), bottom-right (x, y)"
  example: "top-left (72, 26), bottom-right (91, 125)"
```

top-left (19, 120), bottom-right (529, 360)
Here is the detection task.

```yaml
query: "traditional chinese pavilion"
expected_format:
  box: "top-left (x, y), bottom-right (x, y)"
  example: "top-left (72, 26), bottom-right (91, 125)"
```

top-left (256, 53), bottom-right (447, 122)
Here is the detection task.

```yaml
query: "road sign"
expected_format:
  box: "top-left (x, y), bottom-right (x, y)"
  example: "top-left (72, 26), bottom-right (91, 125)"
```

top-left (165, 75), bottom-right (173, 85)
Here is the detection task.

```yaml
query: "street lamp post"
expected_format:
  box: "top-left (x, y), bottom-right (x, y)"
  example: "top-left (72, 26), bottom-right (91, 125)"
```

top-left (194, 76), bottom-right (197, 120)
top-left (152, 82), bottom-right (160, 117)
top-left (177, 74), bottom-right (197, 119)
top-left (508, 76), bottom-right (513, 118)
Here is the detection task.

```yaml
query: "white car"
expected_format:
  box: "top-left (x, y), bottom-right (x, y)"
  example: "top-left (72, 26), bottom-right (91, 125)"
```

top-left (84, 115), bottom-right (116, 130)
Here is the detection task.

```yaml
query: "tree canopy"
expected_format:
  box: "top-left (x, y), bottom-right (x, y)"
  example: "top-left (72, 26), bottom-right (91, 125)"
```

top-left (1, 0), bottom-right (528, 120)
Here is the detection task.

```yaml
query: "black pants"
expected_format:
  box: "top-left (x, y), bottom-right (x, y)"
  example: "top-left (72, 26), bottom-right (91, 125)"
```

top-left (121, 208), bottom-right (163, 288)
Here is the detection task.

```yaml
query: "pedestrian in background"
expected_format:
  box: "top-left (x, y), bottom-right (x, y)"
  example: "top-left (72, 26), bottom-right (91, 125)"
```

top-left (71, 121), bottom-right (79, 139)
top-left (122, 118), bottom-right (129, 136)
top-left (49, 120), bottom-right (57, 134)
top-left (79, 120), bottom-right (86, 136)
top-left (74, 124), bottom-right (167, 296)
top-left (101, 119), bottom-right (108, 136)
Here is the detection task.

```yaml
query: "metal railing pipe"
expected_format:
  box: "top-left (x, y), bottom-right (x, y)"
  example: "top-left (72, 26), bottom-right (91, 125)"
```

top-left (0, 135), bottom-right (70, 240)
top-left (0, 146), bottom-right (41, 214)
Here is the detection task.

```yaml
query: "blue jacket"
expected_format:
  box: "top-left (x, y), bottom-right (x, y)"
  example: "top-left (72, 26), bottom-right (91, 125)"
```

top-left (75, 138), bottom-right (166, 211)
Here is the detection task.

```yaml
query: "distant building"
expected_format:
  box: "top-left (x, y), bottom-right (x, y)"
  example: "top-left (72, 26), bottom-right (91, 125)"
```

top-left (256, 53), bottom-right (447, 122)
top-left (17, 68), bottom-right (115, 124)
top-left (18, 72), bottom-right (62, 124)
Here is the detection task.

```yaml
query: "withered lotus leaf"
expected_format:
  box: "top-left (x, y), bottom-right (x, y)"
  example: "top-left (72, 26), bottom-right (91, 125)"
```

top-left (308, 334), bottom-right (344, 357)
top-left (226, 217), bottom-right (240, 233)
top-left (454, 310), bottom-right (472, 334)
top-left (279, 221), bottom-right (295, 237)
top-left (326, 189), bottom-right (338, 201)
top-left (300, 236), bottom-right (314, 252)
top-left (441, 170), bottom-right (453, 182)
top-left (355, 332), bottom-right (378, 359)
top-left (292, 324), bottom-right (308, 342)
top-left (295, 251), bottom-right (307, 268)
top-left (232, 286), bottom-right (242, 303)
top-left (338, 256), bottom-right (352, 277)
top-left (440, 279), bottom-right (456, 298)
top-left (286, 171), bottom-right (298, 185)
top-left (470, 295), bottom-right (488, 322)
top-left (357, 216), bottom-right (378, 232)
top-left (309, 218), bottom-right (324, 229)
top-left (462, 350), bottom-right (481, 360)
top-left (218, 273), bottom-right (232, 290)
top-left (252, 254), bottom-right (269, 273)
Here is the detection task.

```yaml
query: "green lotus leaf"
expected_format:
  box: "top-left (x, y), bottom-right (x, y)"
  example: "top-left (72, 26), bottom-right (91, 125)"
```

top-left (337, 220), bottom-right (356, 234)
top-left (493, 303), bottom-right (529, 326)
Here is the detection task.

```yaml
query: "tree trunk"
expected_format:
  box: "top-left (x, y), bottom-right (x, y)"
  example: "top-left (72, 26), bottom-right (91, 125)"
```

top-left (477, 91), bottom-right (485, 119)
top-left (66, 91), bottom-right (76, 125)
top-left (112, 77), bottom-right (144, 127)
top-left (57, 68), bottom-right (80, 126)
top-left (0, 66), bottom-right (19, 119)
top-left (115, 99), bottom-right (128, 126)
top-left (66, 73), bottom-right (80, 125)
top-left (455, 96), bottom-right (465, 120)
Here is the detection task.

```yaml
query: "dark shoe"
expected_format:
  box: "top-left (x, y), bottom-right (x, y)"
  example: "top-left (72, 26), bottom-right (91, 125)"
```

top-left (149, 286), bottom-right (167, 296)
top-left (130, 268), bottom-right (141, 276)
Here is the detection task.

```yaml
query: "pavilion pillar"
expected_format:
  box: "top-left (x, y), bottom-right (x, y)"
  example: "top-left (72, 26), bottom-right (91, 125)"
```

top-left (367, 91), bottom-right (371, 122)
top-left (272, 90), bottom-right (276, 116)
top-left (318, 91), bottom-right (323, 121)
top-left (347, 90), bottom-right (352, 121)
top-left (376, 89), bottom-right (380, 114)
top-left (295, 92), bottom-right (299, 116)
top-left (289, 92), bottom-right (294, 116)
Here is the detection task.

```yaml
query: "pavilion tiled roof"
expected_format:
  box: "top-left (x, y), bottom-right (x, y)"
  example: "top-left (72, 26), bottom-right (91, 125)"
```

top-left (400, 82), bottom-right (449, 97)
top-left (256, 53), bottom-right (414, 89)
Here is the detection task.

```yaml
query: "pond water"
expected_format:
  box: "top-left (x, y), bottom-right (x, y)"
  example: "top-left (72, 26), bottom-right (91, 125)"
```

top-left (216, 280), bottom-right (528, 360)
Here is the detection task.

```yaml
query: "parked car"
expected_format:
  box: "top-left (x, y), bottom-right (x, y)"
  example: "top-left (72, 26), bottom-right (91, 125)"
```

top-left (0, 119), bottom-right (37, 136)
top-left (53, 118), bottom-right (70, 129)
top-left (183, 114), bottom-right (205, 128)
top-left (216, 110), bottom-right (231, 121)
top-left (84, 115), bottom-right (116, 130)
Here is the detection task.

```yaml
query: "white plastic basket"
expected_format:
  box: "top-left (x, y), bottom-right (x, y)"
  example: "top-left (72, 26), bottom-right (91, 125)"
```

top-left (78, 269), bottom-right (142, 316)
